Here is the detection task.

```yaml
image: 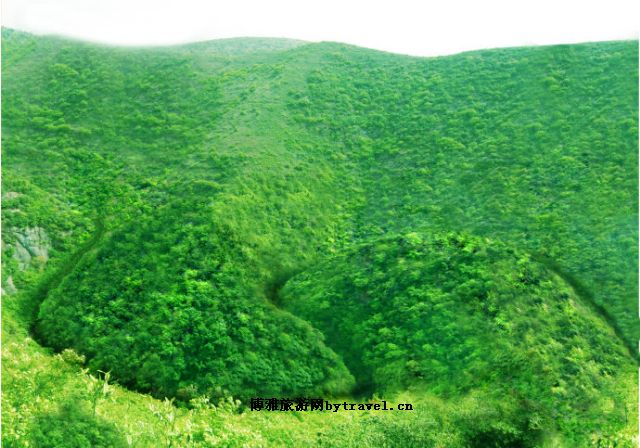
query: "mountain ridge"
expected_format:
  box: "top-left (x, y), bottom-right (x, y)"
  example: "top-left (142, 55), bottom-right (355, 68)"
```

top-left (3, 26), bottom-right (637, 58)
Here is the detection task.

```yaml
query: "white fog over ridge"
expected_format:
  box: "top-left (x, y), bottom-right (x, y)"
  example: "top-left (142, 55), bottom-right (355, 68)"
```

top-left (1, 0), bottom-right (638, 57)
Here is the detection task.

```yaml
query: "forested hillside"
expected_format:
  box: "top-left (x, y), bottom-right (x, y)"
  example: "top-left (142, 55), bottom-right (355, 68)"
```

top-left (2, 27), bottom-right (638, 446)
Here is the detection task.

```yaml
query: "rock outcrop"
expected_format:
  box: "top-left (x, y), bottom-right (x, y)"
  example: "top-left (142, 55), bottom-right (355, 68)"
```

top-left (12, 227), bottom-right (51, 270)
top-left (2, 276), bottom-right (17, 295)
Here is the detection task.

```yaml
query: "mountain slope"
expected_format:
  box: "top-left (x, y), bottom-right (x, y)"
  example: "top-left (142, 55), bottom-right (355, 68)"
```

top-left (282, 232), bottom-right (635, 440)
top-left (2, 28), bottom-right (638, 446)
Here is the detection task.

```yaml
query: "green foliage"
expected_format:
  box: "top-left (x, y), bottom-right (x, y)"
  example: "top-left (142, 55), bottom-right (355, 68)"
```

top-left (282, 232), bottom-right (634, 442)
top-left (316, 393), bottom-right (542, 448)
top-left (2, 27), bottom-right (637, 446)
top-left (291, 41), bottom-right (639, 350)
top-left (37, 196), bottom-right (354, 400)
top-left (27, 399), bottom-right (127, 448)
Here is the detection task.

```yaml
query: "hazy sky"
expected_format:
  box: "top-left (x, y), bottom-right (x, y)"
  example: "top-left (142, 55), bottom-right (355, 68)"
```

top-left (2, 0), bottom-right (638, 56)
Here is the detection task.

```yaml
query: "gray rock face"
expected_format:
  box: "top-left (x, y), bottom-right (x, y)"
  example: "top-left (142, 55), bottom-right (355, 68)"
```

top-left (2, 276), bottom-right (17, 295)
top-left (12, 227), bottom-right (51, 270)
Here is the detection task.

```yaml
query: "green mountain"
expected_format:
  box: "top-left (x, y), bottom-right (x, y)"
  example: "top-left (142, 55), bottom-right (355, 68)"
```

top-left (2, 27), bottom-right (638, 447)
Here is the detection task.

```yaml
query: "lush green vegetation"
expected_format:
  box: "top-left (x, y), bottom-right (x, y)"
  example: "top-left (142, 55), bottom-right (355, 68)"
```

top-left (283, 232), bottom-right (635, 444)
top-left (289, 41), bottom-right (639, 352)
top-left (37, 196), bottom-right (354, 400)
top-left (2, 26), bottom-right (637, 446)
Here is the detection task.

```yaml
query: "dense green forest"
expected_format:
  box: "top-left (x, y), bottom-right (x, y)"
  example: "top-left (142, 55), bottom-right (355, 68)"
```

top-left (2, 27), bottom-right (637, 446)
